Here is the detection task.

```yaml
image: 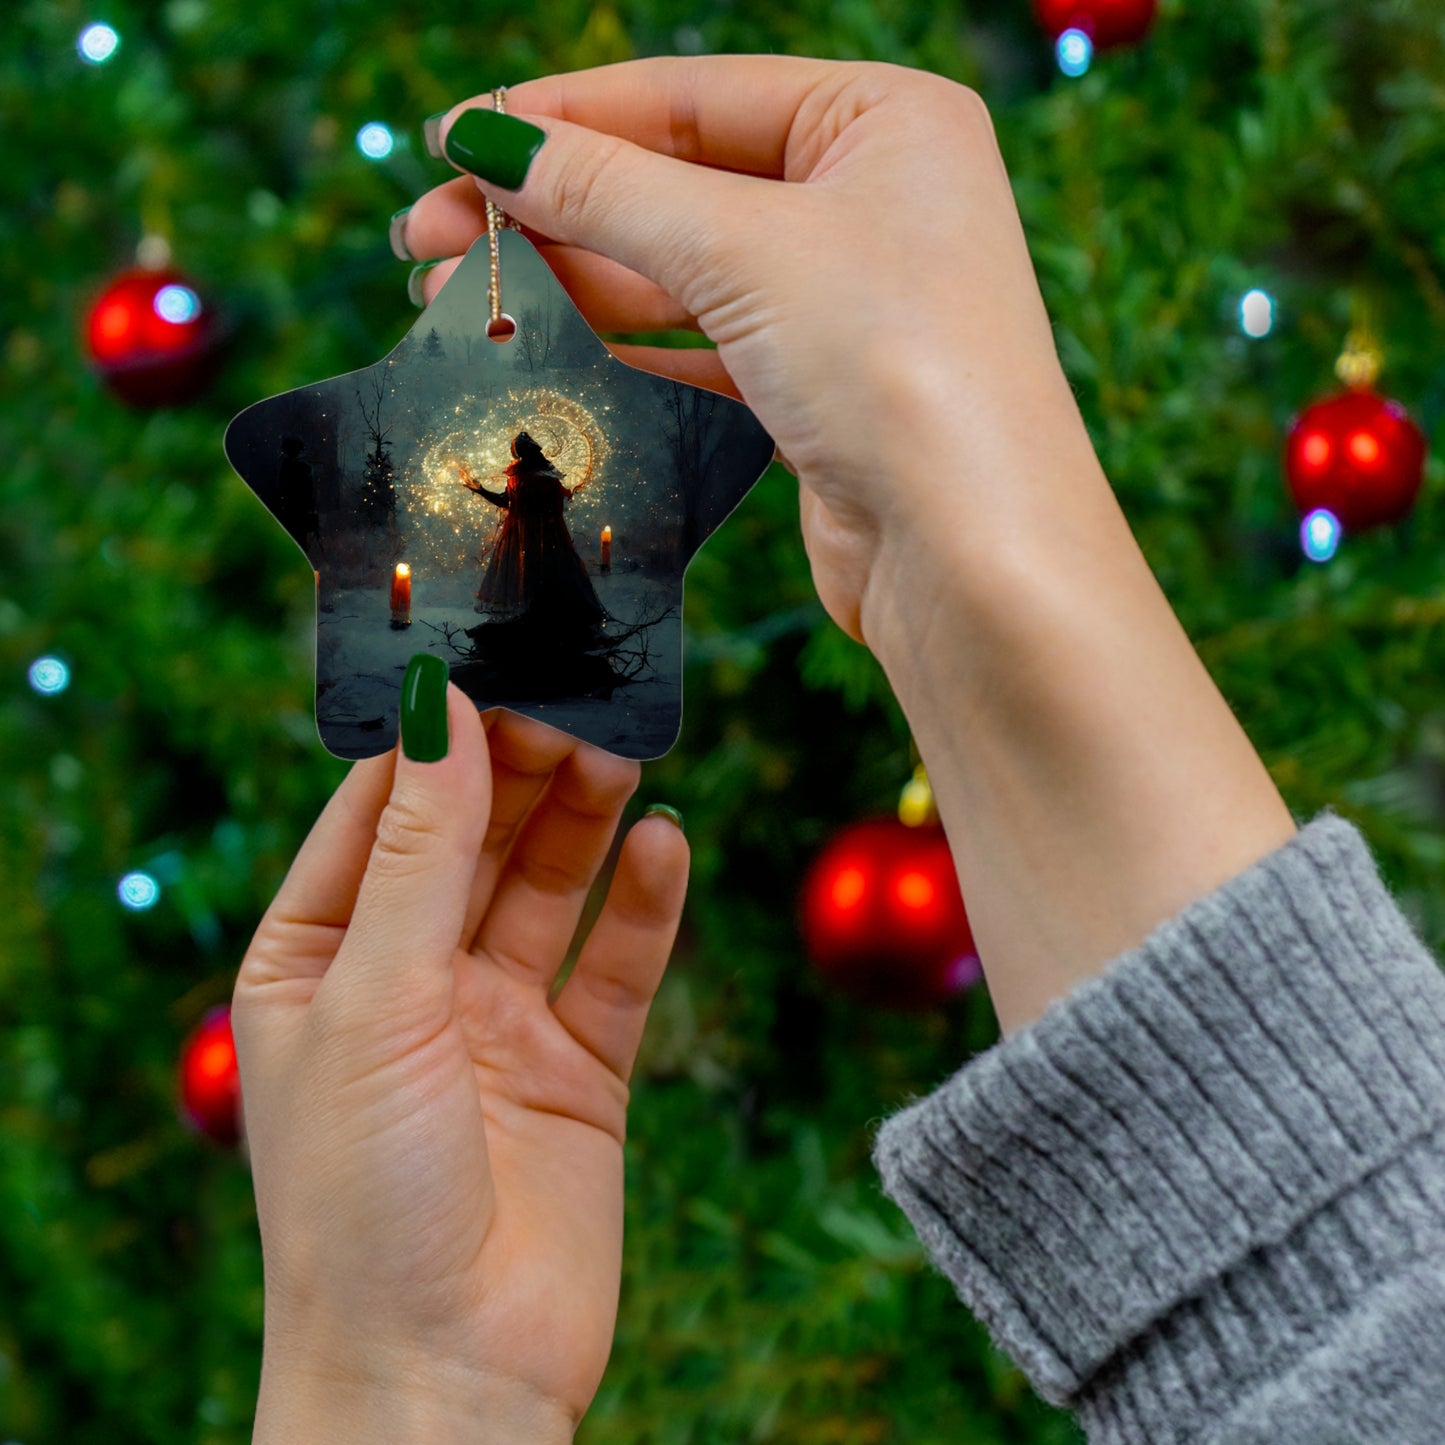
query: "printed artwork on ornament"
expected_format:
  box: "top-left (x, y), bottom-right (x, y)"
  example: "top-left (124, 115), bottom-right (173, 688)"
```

top-left (224, 229), bottom-right (775, 760)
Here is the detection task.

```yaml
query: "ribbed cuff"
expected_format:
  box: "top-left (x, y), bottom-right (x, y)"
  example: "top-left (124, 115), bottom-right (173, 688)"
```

top-left (870, 811), bottom-right (1445, 1435)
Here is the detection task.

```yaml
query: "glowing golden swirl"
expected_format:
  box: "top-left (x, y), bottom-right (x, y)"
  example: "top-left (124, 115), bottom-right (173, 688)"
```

top-left (416, 386), bottom-right (609, 529)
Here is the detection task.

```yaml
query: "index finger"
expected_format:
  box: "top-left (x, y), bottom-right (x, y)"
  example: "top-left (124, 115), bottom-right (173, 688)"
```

top-left (445, 54), bottom-right (849, 181)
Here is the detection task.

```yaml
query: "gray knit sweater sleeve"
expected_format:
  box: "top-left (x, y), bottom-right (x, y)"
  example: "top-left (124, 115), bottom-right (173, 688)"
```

top-left (870, 811), bottom-right (1445, 1443)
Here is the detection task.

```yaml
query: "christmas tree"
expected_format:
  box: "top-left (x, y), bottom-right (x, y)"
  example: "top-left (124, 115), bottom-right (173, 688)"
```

top-left (3, 2), bottom-right (1443, 1442)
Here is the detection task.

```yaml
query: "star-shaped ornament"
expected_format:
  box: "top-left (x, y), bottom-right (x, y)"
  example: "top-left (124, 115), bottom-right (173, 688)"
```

top-left (225, 228), bottom-right (775, 760)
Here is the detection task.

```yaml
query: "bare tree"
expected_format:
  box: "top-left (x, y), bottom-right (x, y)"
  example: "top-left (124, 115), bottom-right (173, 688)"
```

top-left (356, 372), bottom-right (396, 528)
top-left (514, 295), bottom-right (556, 373)
top-left (663, 380), bottom-right (723, 554)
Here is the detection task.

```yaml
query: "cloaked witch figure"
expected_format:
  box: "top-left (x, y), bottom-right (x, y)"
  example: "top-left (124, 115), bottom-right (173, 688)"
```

top-left (459, 430), bottom-right (605, 641)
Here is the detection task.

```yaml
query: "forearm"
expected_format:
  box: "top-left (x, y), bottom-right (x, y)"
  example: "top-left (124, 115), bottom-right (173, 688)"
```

top-left (859, 373), bottom-right (1297, 1036)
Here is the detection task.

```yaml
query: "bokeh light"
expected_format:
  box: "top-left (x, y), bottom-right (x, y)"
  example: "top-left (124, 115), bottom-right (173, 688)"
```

top-left (830, 865), bottom-right (867, 911)
top-left (28, 657), bottom-right (70, 695)
top-left (1301, 508), bottom-right (1342, 563)
top-left (1300, 431), bottom-right (1332, 471)
top-left (946, 952), bottom-right (984, 992)
top-left (1240, 289), bottom-right (1275, 338)
top-left (1057, 29), bottom-right (1093, 77)
top-left (895, 870), bottom-right (936, 911)
top-left (356, 122), bottom-right (395, 159)
top-left (153, 284), bottom-right (202, 324)
top-left (118, 871), bottom-right (161, 911)
top-left (78, 22), bottom-right (120, 64)
top-left (1348, 430), bottom-right (1381, 466)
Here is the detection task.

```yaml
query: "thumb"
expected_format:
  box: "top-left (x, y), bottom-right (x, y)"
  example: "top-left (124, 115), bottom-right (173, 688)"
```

top-left (438, 104), bottom-right (768, 322)
top-left (326, 660), bottom-right (491, 1023)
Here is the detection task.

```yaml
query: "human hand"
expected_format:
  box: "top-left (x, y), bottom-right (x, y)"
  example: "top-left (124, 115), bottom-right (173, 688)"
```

top-left (232, 687), bottom-right (689, 1443)
top-left (399, 56), bottom-right (1096, 643)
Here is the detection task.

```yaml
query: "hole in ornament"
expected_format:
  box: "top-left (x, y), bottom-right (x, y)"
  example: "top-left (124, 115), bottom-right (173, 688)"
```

top-left (487, 314), bottom-right (517, 344)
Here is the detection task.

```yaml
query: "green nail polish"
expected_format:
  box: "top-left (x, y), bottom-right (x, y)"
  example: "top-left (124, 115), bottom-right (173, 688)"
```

top-left (423, 112), bottom-right (447, 159)
top-left (407, 260), bottom-right (442, 308)
top-left (389, 206), bottom-right (413, 262)
top-left (644, 803), bottom-right (684, 835)
top-left (443, 107), bottom-right (546, 192)
top-left (400, 653), bottom-right (449, 762)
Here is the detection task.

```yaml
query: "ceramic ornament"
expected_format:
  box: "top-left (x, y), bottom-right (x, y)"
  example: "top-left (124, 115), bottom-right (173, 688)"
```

top-left (225, 228), bottom-right (775, 760)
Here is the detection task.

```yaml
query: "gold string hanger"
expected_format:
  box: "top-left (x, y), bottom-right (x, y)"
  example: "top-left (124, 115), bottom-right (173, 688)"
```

top-left (484, 87), bottom-right (519, 342)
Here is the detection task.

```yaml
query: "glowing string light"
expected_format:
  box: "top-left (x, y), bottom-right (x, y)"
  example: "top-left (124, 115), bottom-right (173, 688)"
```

top-left (28, 657), bottom-right (70, 694)
top-left (356, 122), bottom-right (395, 159)
top-left (1301, 508), bottom-right (1341, 563)
top-left (1240, 289), bottom-right (1275, 338)
top-left (154, 284), bottom-right (202, 324)
top-left (78, 23), bottom-right (120, 64)
top-left (1057, 28), bottom-right (1093, 77)
top-left (118, 871), bottom-right (161, 910)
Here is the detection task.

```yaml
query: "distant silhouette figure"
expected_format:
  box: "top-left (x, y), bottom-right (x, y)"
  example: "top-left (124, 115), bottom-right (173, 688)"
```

top-left (460, 432), bottom-right (604, 634)
top-left (277, 437), bottom-right (319, 556)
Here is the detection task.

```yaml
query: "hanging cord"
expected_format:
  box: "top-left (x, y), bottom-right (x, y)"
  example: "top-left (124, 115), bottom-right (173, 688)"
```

top-left (485, 86), bottom-right (519, 335)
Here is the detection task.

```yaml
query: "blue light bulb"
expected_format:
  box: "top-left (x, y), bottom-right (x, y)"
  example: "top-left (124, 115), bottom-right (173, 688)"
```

top-left (118, 871), bottom-right (161, 910)
top-left (154, 284), bottom-right (201, 324)
top-left (1301, 508), bottom-right (1341, 563)
top-left (28, 657), bottom-right (70, 695)
top-left (356, 122), bottom-right (395, 160)
top-left (1057, 28), bottom-right (1093, 77)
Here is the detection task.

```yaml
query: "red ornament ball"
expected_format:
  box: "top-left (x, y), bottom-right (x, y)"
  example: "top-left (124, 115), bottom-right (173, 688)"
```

top-left (178, 1005), bottom-right (242, 1148)
top-left (799, 818), bottom-right (981, 1011)
top-left (1285, 388), bottom-right (1428, 533)
top-left (84, 267), bottom-right (222, 407)
top-left (1033, 0), bottom-right (1157, 48)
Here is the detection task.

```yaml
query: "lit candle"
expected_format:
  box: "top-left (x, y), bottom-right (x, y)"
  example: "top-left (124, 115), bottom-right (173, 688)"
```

top-left (390, 562), bottom-right (412, 627)
top-left (600, 525), bottom-right (612, 572)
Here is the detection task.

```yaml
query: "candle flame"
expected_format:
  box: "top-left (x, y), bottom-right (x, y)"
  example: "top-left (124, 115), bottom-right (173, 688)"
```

top-left (395, 562), bottom-right (411, 578)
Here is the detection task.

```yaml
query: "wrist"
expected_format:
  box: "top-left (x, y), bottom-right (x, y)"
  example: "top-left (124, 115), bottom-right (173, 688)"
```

top-left (856, 352), bottom-right (1118, 691)
top-left (852, 368), bottom-right (1294, 1034)
top-left (254, 1345), bottom-right (575, 1445)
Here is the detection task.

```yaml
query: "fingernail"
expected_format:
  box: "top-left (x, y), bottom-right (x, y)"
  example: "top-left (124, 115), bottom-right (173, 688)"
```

top-left (443, 107), bottom-right (546, 191)
top-left (400, 653), bottom-right (449, 762)
top-left (407, 260), bottom-right (442, 308)
top-left (644, 803), bottom-right (684, 835)
top-left (423, 111), bottom-right (447, 159)
top-left (389, 206), bottom-right (413, 262)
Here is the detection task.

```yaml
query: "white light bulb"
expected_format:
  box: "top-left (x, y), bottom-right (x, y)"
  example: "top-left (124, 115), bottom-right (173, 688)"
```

top-left (1240, 289), bottom-right (1275, 339)
top-left (357, 122), bottom-right (395, 160)
top-left (78, 23), bottom-right (120, 64)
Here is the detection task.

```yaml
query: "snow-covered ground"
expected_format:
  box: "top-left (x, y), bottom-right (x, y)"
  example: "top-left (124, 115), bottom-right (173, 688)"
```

top-left (313, 568), bottom-right (683, 761)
